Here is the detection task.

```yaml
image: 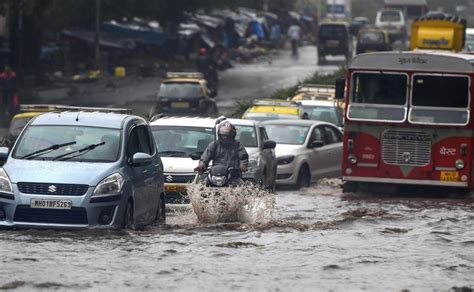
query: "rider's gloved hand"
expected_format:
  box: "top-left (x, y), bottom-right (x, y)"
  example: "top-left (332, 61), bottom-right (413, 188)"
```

top-left (194, 165), bottom-right (204, 173)
top-left (240, 164), bottom-right (248, 173)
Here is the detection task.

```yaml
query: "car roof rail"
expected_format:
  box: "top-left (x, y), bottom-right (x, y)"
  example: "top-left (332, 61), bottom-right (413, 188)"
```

top-left (165, 72), bottom-right (204, 79)
top-left (19, 104), bottom-right (65, 112)
top-left (54, 105), bottom-right (132, 114)
top-left (150, 113), bottom-right (166, 122)
top-left (215, 115), bottom-right (227, 125)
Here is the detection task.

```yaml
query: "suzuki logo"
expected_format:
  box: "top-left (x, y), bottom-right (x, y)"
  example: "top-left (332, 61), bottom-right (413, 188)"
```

top-left (165, 175), bottom-right (173, 182)
top-left (48, 185), bottom-right (57, 193)
top-left (402, 152), bottom-right (412, 163)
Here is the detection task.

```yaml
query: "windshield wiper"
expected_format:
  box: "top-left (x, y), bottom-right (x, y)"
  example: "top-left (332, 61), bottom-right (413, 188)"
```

top-left (21, 141), bottom-right (77, 160)
top-left (158, 150), bottom-right (189, 157)
top-left (53, 142), bottom-right (105, 161)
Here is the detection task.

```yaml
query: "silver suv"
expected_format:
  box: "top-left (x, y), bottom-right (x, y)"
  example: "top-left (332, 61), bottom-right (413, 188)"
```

top-left (226, 118), bottom-right (277, 192)
top-left (0, 107), bottom-right (165, 229)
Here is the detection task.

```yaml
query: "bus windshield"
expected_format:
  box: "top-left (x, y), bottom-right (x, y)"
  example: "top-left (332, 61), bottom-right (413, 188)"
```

top-left (348, 72), bottom-right (407, 122)
top-left (409, 74), bottom-right (470, 125)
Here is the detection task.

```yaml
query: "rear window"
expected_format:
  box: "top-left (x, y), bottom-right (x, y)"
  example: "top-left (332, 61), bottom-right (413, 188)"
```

top-left (159, 82), bottom-right (202, 98)
top-left (319, 25), bottom-right (347, 39)
top-left (359, 31), bottom-right (385, 44)
top-left (379, 11), bottom-right (402, 22)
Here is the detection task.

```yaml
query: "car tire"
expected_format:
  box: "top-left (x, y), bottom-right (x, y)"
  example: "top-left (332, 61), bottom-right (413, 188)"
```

top-left (121, 200), bottom-right (134, 229)
top-left (296, 165), bottom-right (311, 189)
top-left (155, 193), bottom-right (166, 224)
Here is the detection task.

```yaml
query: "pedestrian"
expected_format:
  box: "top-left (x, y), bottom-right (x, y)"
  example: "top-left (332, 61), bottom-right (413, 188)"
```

top-left (287, 21), bottom-right (302, 57)
top-left (0, 64), bottom-right (17, 116)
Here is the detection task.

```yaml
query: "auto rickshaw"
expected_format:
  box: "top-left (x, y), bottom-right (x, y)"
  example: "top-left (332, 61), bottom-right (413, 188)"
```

top-left (355, 28), bottom-right (392, 54)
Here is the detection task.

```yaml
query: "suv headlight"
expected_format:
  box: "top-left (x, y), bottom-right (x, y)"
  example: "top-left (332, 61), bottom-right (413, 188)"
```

top-left (277, 155), bottom-right (295, 165)
top-left (93, 173), bottom-right (124, 197)
top-left (0, 168), bottom-right (13, 193)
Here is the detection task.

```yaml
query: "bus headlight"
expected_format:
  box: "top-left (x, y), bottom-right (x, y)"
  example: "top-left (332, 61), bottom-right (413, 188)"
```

top-left (347, 153), bottom-right (357, 165)
top-left (455, 159), bottom-right (465, 170)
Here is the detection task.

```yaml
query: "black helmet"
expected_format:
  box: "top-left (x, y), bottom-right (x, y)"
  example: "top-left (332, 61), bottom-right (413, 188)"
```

top-left (218, 122), bottom-right (236, 144)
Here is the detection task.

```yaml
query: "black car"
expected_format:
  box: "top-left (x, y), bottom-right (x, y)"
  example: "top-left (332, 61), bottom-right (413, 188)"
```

top-left (155, 72), bottom-right (218, 116)
top-left (317, 22), bottom-right (352, 64)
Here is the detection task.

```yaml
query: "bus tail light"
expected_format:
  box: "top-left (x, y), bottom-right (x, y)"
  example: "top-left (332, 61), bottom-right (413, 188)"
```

top-left (348, 153), bottom-right (357, 164)
top-left (455, 159), bottom-right (465, 170)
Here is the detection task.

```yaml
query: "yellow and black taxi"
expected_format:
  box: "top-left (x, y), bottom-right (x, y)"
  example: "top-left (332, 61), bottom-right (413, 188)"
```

top-left (1, 104), bottom-right (61, 148)
top-left (291, 84), bottom-right (336, 101)
top-left (242, 99), bottom-right (307, 121)
top-left (156, 72), bottom-right (218, 116)
top-left (356, 28), bottom-right (391, 55)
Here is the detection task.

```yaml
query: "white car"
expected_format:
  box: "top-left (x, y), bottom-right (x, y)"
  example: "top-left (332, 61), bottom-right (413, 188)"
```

top-left (262, 120), bottom-right (342, 188)
top-left (226, 118), bottom-right (277, 192)
top-left (150, 116), bottom-right (225, 203)
top-left (296, 100), bottom-right (344, 131)
top-left (375, 9), bottom-right (407, 42)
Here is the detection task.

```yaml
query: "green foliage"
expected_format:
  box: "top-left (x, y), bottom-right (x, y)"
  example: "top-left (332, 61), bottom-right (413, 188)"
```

top-left (229, 65), bottom-right (347, 118)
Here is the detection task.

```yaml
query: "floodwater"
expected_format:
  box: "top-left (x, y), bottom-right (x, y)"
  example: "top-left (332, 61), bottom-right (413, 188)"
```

top-left (1, 180), bottom-right (473, 291)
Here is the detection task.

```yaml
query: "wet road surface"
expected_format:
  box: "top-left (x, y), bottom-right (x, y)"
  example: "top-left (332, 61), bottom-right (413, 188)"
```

top-left (1, 180), bottom-right (473, 291)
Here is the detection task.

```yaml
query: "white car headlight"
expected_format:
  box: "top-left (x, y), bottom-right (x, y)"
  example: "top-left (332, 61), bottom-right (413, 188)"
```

top-left (0, 168), bottom-right (13, 193)
top-left (93, 173), bottom-right (124, 197)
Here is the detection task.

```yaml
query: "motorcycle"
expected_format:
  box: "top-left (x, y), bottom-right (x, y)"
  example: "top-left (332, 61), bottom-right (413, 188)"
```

top-left (194, 165), bottom-right (242, 187)
top-left (190, 165), bottom-right (245, 223)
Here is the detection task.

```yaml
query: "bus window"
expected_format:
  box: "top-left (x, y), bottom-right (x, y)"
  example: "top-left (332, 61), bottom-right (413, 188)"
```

top-left (409, 74), bottom-right (470, 125)
top-left (348, 72), bottom-right (407, 122)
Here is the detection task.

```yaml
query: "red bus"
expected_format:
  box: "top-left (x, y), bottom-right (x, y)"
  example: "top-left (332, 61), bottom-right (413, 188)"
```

top-left (337, 51), bottom-right (474, 193)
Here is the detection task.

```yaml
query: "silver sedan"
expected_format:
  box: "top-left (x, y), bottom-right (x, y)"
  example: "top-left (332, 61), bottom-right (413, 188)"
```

top-left (262, 119), bottom-right (342, 188)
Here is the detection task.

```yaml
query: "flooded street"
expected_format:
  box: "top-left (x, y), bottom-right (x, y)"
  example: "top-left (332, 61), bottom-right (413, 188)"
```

top-left (1, 181), bottom-right (473, 291)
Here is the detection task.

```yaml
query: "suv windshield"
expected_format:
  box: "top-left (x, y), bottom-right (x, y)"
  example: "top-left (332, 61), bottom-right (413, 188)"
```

top-left (348, 72), bottom-right (407, 122)
top-left (159, 82), bottom-right (202, 98)
top-left (302, 105), bottom-right (342, 126)
top-left (264, 124), bottom-right (309, 145)
top-left (152, 126), bottom-right (215, 156)
top-left (409, 75), bottom-right (470, 125)
top-left (13, 126), bottom-right (121, 162)
top-left (235, 125), bottom-right (257, 147)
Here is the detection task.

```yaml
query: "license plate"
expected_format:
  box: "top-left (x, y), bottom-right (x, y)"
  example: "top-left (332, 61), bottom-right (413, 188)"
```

top-left (327, 40), bottom-right (339, 47)
top-left (171, 102), bottom-right (189, 109)
top-left (440, 171), bottom-right (459, 182)
top-left (30, 199), bottom-right (72, 210)
top-left (165, 184), bottom-right (187, 192)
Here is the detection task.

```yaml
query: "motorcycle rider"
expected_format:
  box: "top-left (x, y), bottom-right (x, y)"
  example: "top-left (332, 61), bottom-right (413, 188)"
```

top-left (196, 47), bottom-right (218, 97)
top-left (194, 122), bottom-right (248, 185)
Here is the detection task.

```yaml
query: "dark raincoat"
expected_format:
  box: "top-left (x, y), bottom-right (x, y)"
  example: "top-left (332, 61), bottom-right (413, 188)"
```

top-left (199, 140), bottom-right (248, 171)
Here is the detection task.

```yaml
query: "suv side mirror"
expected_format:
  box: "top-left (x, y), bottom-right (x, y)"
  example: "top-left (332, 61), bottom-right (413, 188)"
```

top-left (130, 152), bottom-right (152, 166)
top-left (309, 140), bottom-right (324, 148)
top-left (263, 140), bottom-right (276, 149)
top-left (335, 78), bottom-right (346, 100)
top-left (0, 147), bottom-right (9, 161)
top-left (190, 152), bottom-right (201, 160)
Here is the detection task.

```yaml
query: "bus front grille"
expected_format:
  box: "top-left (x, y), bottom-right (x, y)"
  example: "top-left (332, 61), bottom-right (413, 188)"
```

top-left (382, 130), bottom-right (431, 167)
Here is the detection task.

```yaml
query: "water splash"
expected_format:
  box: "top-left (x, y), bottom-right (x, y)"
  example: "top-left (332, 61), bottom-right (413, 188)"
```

top-left (187, 182), bottom-right (276, 224)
